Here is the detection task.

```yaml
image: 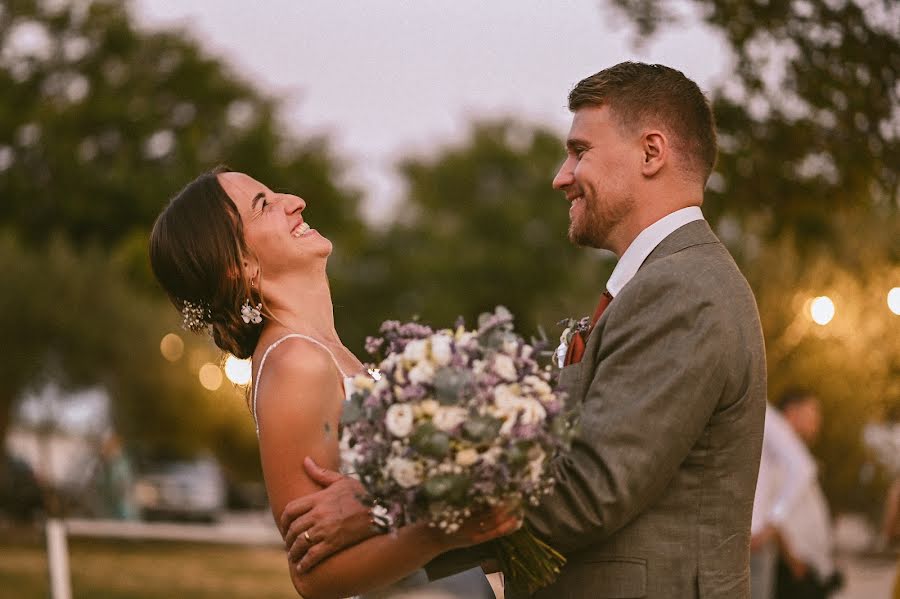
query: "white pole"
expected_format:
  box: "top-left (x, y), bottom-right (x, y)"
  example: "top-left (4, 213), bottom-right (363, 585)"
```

top-left (46, 518), bottom-right (73, 599)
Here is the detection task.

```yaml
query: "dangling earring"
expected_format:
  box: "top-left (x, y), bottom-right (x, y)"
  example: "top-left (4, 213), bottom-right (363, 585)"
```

top-left (241, 299), bottom-right (263, 325)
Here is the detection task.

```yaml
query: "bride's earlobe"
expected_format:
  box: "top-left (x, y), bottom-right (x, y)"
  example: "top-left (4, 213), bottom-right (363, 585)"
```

top-left (242, 255), bottom-right (260, 288)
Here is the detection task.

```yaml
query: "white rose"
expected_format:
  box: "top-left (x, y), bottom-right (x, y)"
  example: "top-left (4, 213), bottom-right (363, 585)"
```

top-left (493, 384), bottom-right (519, 406)
top-left (493, 354), bottom-right (518, 382)
top-left (499, 414), bottom-right (517, 436)
top-left (502, 338), bottom-right (519, 356)
top-left (455, 448), bottom-right (480, 467)
top-left (430, 333), bottom-right (453, 366)
top-left (408, 361), bottom-right (435, 385)
top-left (353, 374), bottom-right (375, 392)
top-left (455, 330), bottom-right (476, 346)
top-left (432, 406), bottom-right (468, 432)
top-left (373, 377), bottom-right (390, 393)
top-left (524, 375), bottom-right (552, 398)
top-left (385, 404), bottom-right (414, 438)
top-left (420, 399), bottom-right (439, 416)
top-left (388, 457), bottom-right (422, 488)
top-left (404, 339), bottom-right (427, 363)
top-left (518, 398), bottom-right (547, 426)
top-left (521, 345), bottom-right (534, 360)
top-left (481, 447), bottom-right (503, 465)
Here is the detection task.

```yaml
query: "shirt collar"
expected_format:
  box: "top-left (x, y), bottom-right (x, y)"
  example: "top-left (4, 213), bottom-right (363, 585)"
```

top-left (606, 206), bottom-right (705, 297)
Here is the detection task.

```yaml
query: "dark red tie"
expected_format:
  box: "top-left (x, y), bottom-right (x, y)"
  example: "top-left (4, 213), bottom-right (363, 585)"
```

top-left (564, 291), bottom-right (613, 366)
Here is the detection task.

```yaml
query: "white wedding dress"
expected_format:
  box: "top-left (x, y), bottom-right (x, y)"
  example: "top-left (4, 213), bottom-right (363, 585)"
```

top-left (254, 334), bottom-right (495, 599)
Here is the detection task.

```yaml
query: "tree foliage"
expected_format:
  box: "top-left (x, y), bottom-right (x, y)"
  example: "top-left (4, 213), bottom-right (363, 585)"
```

top-left (0, 0), bottom-right (362, 479)
top-left (0, 0), bottom-right (364, 264)
top-left (0, 233), bottom-right (261, 476)
top-left (750, 211), bottom-right (899, 512)
top-left (365, 120), bottom-right (614, 340)
top-left (609, 0), bottom-right (898, 245)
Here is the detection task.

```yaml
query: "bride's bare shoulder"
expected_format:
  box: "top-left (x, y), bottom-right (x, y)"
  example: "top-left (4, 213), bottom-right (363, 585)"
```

top-left (253, 336), bottom-right (342, 420)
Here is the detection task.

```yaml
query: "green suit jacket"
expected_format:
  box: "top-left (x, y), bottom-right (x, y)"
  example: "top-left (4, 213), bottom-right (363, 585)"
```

top-left (428, 220), bottom-right (767, 599)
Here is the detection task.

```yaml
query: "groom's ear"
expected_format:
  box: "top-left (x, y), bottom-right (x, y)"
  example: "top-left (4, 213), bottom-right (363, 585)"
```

top-left (640, 130), bottom-right (667, 177)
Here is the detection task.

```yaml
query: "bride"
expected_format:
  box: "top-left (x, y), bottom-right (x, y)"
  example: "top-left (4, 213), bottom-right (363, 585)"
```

top-left (149, 168), bottom-right (515, 598)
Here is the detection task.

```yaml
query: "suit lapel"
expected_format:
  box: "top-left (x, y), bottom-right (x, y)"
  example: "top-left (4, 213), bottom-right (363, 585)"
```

top-left (567, 219), bottom-right (723, 404)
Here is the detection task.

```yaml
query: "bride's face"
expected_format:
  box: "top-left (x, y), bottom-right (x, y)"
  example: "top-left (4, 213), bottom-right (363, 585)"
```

top-left (218, 172), bottom-right (333, 276)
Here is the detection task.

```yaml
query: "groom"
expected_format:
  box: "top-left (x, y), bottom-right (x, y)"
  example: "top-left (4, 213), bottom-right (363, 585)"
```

top-left (282, 62), bottom-right (767, 598)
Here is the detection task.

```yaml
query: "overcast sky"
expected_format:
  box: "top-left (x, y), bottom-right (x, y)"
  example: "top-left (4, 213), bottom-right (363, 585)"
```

top-left (132, 0), bottom-right (730, 221)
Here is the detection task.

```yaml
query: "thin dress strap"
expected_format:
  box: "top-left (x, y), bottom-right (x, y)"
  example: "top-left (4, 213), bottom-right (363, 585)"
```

top-left (252, 334), bottom-right (348, 436)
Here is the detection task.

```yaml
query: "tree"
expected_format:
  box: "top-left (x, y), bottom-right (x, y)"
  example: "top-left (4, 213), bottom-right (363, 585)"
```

top-left (749, 211), bottom-right (899, 512)
top-left (0, 0), bottom-right (365, 274)
top-left (608, 0), bottom-right (898, 246)
top-left (0, 0), bottom-right (364, 480)
top-left (0, 233), bottom-right (262, 478)
top-left (364, 120), bottom-right (615, 341)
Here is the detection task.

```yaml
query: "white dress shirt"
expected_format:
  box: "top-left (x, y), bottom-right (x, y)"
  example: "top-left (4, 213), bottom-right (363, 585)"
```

top-left (555, 207), bottom-right (705, 367)
top-left (606, 206), bottom-right (705, 297)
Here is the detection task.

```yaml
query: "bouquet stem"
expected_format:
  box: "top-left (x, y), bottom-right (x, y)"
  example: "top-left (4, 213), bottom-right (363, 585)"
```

top-left (493, 523), bottom-right (566, 595)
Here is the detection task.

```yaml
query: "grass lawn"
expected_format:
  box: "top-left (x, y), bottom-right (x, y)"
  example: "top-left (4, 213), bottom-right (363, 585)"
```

top-left (0, 527), bottom-right (295, 598)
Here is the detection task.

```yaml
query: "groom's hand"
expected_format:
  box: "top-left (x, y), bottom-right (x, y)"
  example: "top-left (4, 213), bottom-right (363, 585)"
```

top-left (280, 457), bottom-right (377, 572)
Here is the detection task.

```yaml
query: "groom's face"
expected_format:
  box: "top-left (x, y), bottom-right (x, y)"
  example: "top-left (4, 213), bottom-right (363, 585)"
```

top-left (553, 105), bottom-right (639, 252)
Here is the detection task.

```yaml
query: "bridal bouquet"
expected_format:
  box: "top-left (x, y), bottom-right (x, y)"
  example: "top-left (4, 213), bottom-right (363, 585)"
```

top-left (340, 307), bottom-right (574, 594)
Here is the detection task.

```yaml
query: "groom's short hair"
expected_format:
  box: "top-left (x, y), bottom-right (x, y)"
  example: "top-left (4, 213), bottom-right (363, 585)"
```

top-left (569, 62), bottom-right (717, 185)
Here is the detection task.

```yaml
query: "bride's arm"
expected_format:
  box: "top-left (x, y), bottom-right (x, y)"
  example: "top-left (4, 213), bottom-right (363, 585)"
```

top-left (256, 342), bottom-right (515, 599)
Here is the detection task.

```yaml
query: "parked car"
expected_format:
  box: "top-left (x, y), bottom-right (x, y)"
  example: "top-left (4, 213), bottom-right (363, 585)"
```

top-left (134, 456), bottom-right (226, 523)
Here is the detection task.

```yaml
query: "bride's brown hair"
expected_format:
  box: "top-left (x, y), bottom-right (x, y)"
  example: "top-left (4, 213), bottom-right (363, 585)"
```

top-left (149, 166), bottom-right (263, 359)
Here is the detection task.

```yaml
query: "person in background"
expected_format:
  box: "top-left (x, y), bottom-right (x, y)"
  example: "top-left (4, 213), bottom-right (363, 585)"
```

top-left (99, 431), bottom-right (137, 520)
top-left (772, 388), bottom-right (843, 599)
top-left (750, 400), bottom-right (817, 599)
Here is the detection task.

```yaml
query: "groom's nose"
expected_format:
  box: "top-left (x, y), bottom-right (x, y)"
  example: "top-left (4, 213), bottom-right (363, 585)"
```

top-left (553, 158), bottom-right (575, 190)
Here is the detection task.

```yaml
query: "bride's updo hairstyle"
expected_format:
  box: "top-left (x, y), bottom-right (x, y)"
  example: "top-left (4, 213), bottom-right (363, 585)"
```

top-left (149, 166), bottom-right (263, 359)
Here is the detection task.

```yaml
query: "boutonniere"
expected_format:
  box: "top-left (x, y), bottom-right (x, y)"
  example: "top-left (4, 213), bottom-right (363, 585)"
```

top-left (554, 316), bottom-right (590, 368)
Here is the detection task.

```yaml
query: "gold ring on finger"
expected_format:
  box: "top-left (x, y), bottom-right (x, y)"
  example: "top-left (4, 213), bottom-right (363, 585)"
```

top-left (304, 531), bottom-right (312, 543)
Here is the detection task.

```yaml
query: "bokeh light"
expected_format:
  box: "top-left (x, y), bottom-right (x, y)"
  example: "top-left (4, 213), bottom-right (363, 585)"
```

top-left (224, 355), bottom-right (252, 386)
top-left (888, 288), bottom-right (900, 316)
top-left (159, 333), bottom-right (184, 362)
top-left (810, 296), bottom-right (835, 326)
top-left (198, 363), bottom-right (223, 391)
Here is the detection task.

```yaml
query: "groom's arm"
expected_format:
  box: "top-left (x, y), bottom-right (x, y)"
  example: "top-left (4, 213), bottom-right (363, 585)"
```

top-left (526, 269), bottom-right (731, 554)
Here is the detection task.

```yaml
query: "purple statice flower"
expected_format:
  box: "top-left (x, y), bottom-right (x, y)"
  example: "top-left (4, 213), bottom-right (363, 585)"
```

top-left (363, 393), bottom-right (383, 409)
top-left (401, 384), bottom-right (427, 401)
top-left (379, 320), bottom-right (402, 334)
top-left (365, 335), bottom-right (385, 356)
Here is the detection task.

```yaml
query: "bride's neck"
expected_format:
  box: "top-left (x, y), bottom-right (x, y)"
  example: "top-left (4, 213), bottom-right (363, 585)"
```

top-left (262, 267), bottom-right (340, 344)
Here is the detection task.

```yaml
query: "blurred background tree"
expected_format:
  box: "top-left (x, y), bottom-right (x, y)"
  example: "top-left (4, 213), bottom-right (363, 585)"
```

top-left (360, 120), bottom-right (614, 342)
top-left (608, 0), bottom-right (898, 247)
top-left (0, 0), bottom-right (363, 482)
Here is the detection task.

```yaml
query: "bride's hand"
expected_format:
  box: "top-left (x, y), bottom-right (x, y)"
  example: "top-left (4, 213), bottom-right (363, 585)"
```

top-left (436, 503), bottom-right (523, 551)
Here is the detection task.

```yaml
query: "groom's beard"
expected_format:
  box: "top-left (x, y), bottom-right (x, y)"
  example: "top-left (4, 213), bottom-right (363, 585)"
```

top-left (568, 191), bottom-right (634, 250)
